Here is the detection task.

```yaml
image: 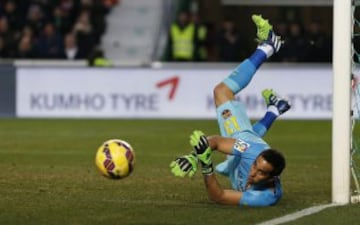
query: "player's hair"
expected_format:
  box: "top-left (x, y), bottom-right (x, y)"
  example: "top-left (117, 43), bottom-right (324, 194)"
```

top-left (259, 149), bottom-right (286, 177)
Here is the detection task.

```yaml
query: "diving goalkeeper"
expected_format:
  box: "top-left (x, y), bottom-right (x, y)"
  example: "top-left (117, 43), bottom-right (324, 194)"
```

top-left (170, 15), bottom-right (291, 206)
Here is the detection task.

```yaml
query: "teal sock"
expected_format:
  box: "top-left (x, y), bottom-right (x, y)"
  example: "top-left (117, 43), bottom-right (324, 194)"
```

top-left (252, 111), bottom-right (278, 137)
top-left (223, 59), bottom-right (257, 94)
top-left (249, 49), bottom-right (267, 69)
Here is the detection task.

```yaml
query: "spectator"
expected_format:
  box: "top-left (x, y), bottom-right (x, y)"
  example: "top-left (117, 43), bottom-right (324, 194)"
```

top-left (35, 22), bottom-right (63, 58)
top-left (191, 12), bottom-right (209, 61)
top-left (165, 11), bottom-right (197, 61)
top-left (60, 32), bottom-right (85, 60)
top-left (2, 0), bottom-right (23, 31)
top-left (59, 0), bottom-right (79, 23)
top-left (281, 21), bottom-right (308, 62)
top-left (51, 5), bottom-right (73, 35)
top-left (80, 0), bottom-right (107, 44)
top-left (306, 21), bottom-right (332, 62)
top-left (15, 35), bottom-right (37, 58)
top-left (30, 0), bottom-right (55, 19)
top-left (73, 9), bottom-right (96, 57)
top-left (25, 4), bottom-right (44, 37)
top-left (18, 25), bottom-right (37, 49)
top-left (0, 16), bottom-right (17, 57)
top-left (0, 0), bottom-right (110, 59)
top-left (270, 21), bottom-right (288, 62)
top-left (215, 18), bottom-right (245, 62)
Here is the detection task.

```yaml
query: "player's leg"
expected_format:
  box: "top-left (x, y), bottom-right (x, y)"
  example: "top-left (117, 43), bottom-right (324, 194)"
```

top-left (252, 89), bottom-right (291, 137)
top-left (215, 15), bottom-right (282, 138)
top-left (213, 14), bottom-right (282, 108)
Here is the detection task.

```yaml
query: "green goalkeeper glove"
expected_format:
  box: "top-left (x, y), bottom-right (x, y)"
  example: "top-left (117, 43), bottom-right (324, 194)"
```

top-left (170, 153), bottom-right (198, 178)
top-left (189, 130), bottom-right (213, 175)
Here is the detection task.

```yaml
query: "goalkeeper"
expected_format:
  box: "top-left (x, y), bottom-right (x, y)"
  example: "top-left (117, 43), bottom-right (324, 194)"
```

top-left (170, 15), bottom-right (290, 206)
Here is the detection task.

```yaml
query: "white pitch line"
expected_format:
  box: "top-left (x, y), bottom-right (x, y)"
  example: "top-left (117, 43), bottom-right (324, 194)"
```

top-left (256, 203), bottom-right (341, 225)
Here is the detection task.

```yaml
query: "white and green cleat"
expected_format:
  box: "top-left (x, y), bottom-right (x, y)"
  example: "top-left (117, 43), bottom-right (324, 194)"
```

top-left (252, 14), bottom-right (273, 42)
top-left (262, 89), bottom-right (291, 115)
top-left (252, 14), bottom-right (283, 53)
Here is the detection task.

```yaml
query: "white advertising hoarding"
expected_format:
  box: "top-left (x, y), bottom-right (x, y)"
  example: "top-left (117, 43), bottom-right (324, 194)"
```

top-left (17, 65), bottom-right (332, 119)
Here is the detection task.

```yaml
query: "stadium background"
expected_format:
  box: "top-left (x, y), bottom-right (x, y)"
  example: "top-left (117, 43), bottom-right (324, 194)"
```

top-left (0, 0), bottom-right (336, 64)
top-left (0, 0), bottom-right (336, 119)
top-left (1, 1), bottom-right (360, 225)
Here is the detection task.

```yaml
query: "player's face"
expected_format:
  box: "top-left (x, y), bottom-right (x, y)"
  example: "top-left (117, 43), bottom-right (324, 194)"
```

top-left (247, 156), bottom-right (274, 185)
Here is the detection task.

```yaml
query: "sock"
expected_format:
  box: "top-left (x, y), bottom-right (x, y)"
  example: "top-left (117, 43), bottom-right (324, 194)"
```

top-left (252, 109), bottom-right (278, 137)
top-left (222, 59), bottom-right (256, 94)
top-left (248, 49), bottom-right (267, 69)
top-left (258, 111), bottom-right (277, 129)
top-left (221, 45), bottom-right (275, 97)
top-left (248, 44), bottom-right (275, 68)
top-left (258, 44), bottom-right (275, 58)
top-left (268, 105), bottom-right (280, 116)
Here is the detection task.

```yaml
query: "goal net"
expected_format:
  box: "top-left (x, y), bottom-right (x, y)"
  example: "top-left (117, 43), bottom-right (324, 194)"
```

top-left (351, 1), bottom-right (360, 203)
top-left (351, 73), bottom-right (360, 202)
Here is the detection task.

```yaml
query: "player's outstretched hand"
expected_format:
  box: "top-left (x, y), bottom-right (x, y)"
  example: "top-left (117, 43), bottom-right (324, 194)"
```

top-left (170, 153), bottom-right (198, 178)
top-left (189, 130), bottom-right (212, 168)
top-left (190, 130), bottom-right (210, 153)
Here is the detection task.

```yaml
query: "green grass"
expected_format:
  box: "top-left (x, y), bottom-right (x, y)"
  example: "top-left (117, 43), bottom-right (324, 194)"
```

top-left (0, 119), bottom-right (358, 225)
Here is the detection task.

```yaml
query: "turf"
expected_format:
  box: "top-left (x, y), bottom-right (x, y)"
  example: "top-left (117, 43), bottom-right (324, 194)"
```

top-left (0, 119), bottom-right (358, 225)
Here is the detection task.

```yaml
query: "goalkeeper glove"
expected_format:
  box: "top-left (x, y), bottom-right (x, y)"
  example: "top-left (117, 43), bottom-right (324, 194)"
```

top-left (189, 130), bottom-right (213, 175)
top-left (170, 152), bottom-right (198, 178)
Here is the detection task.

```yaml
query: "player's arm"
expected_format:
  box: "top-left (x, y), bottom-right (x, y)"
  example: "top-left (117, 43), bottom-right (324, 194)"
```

top-left (190, 130), bottom-right (243, 205)
top-left (207, 135), bottom-right (235, 155)
top-left (170, 133), bottom-right (235, 178)
top-left (203, 173), bottom-right (243, 205)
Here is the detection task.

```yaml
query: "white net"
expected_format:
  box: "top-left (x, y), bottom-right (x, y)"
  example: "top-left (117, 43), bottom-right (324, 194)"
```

top-left (351, 1), bottom-right (360, 202)
top-left (351, 72), bottom-right (360, 201)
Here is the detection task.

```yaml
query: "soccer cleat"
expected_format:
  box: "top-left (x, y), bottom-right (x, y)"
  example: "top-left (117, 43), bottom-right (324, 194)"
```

top-left (252, 14), bottom-right (273, 42)
top-left (262, 89), bottom-right (291, 115)
top-left (252, 14), bottom-right (283, 53)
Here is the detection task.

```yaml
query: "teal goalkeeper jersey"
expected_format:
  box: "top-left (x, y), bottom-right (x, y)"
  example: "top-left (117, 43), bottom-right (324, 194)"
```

top-left (215, 130), bottom-right (283, 206)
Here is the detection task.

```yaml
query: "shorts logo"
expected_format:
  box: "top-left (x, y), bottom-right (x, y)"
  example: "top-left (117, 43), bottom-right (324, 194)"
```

top-left (234, 139), bottom-right (250, 153)
top-left (221, 109), bottom-right (232, 119)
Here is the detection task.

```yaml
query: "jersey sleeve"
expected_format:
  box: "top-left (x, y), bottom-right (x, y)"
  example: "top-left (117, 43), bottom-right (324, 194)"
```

top-left (231, 138), bottom-right (251, 156)
top-left (239, 189), bottom-right (280, 207)
top-left (232, 138), bottom-right (270, 159)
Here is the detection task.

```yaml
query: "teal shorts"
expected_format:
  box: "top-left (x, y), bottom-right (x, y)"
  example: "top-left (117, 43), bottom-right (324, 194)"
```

top-left (216, 100), bottom-right (253, 138)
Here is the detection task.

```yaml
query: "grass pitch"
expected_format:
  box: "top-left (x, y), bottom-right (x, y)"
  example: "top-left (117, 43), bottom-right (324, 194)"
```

top-left (0, 119), bottom-right (359, 225)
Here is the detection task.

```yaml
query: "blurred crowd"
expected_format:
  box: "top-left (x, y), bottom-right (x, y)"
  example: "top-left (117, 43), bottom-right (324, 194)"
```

top-left (270, 20), bottom-right (332, 63)
top-left (165, 11), bottom-right (332, 63)
top-left (0, 0), bottom-right (118, 60)
top-left (0, 2), bottom-right (332, 63)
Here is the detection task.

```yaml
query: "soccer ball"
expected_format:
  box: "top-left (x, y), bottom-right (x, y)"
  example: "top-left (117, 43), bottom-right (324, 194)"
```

top-left (95, 139), bottom-right (135, 179)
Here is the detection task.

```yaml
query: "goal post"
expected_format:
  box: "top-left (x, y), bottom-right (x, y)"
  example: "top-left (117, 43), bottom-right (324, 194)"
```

top-left (332, 0), bottom-right (352, 204)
